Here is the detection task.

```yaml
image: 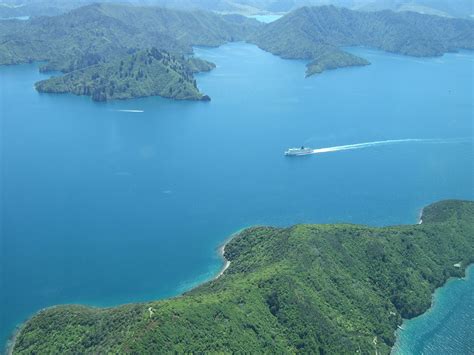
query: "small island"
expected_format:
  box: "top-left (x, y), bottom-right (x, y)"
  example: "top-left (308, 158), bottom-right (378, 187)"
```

top-left (35, 49), bottom-right (215, 102)
top-left (11, 200), bottom-right (474, 354)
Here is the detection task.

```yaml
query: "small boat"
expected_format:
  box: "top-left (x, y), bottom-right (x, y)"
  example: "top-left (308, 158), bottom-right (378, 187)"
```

top-left (284, 146), bottom-right (313, 156)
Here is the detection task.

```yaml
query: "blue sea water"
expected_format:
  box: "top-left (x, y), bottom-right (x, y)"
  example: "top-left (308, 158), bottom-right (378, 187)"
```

top-left (392, 265), bottom-right (474, 354)
top-left (1, 43), bottom-right (473, 351)
top-left (0, 16), bottom-right (29, 21)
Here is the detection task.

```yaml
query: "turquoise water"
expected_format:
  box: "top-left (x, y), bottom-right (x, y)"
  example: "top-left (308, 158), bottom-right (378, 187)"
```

top-left (393, 265), bottom-right (474, 354)
top-left (1, 43), bottom-right (473, 351)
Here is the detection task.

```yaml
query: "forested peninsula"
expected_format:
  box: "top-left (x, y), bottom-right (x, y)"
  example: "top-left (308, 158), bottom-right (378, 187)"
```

top-left (0, 4), bottom-right (472, 100)
top-left (11, 200), bottom-right (474, 354)
top-left (250, 6), bottom-right (474, 76)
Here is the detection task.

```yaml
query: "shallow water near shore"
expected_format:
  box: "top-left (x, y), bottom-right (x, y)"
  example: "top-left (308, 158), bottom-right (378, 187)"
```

top-left (1, 43), bottom-right (473, 350)
top-left (392, 265), bottom-right (474, 354)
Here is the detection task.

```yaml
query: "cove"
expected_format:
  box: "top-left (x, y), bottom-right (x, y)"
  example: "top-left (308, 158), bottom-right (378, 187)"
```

top-left (1, 42), bottom-right (473, 350)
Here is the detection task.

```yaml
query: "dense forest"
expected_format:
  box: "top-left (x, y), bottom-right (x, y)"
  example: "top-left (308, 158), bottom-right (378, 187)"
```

top-left (35, 49), bottom-right (214, 101)
top-left (251, 5), bottom-right (474, 75)
top-left (0, 3), bottom-right (260, 100)
top-left (12, 200), bottom-right (474, 354)
top-left (0, 3), bottom-right (261, 70)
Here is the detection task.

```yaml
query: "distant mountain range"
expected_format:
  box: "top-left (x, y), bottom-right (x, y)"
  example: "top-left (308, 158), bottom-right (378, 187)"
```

top-left (0, 3), bottom-right (472, 101)
top-left (11, 200), bottom-right (474, 353)
top-left (1, 0), bottom-right (473, 18)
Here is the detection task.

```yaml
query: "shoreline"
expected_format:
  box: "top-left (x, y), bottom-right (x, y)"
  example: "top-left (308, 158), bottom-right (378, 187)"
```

top-left (391, 263), bottom-right (473, 353)
top-left (7, 215), bottom-right (471, 353)
top-left (5, 227), bottom-right (250, 354)
top-left (213, 227), bottom-right (250, 280)
top-left (5, 326), bottom-right (20, 355)
top-left (417, 207), bottom-right (424, 224)
top-left (4, 304), bottom-right (61, 355)
top-left (215, 243), bottom-right (231, 279)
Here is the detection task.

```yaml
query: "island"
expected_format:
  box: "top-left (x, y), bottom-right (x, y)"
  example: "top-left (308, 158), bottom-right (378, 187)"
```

top-left (35, 49), bottom-right (215, 101)
top-left (11, 200), bottom-right (474, 354)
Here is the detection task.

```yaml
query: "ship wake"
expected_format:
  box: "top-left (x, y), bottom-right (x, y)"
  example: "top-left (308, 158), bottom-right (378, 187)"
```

top-left (311, 138), bottom-right (470, 155)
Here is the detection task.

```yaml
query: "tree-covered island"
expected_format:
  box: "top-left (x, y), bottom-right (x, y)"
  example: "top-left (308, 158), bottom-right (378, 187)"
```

top-left (35, 49), bottom-right (215, 101)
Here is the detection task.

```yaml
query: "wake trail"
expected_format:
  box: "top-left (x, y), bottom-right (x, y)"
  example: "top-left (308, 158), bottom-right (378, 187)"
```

top-left (311, 138), bottom-right (470, 154)
top-left (114, 109), bottom-right (144, 113)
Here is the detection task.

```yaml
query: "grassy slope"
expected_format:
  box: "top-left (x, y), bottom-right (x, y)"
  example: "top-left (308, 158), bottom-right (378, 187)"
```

top-left (251, 5), bottom-right (474, 75)
top-left (13, 200), bottom-right (474, 354)
top-left (35, 49), bottom-right (215, 101)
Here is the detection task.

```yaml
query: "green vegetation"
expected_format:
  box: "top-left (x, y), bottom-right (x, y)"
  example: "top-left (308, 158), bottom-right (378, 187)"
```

top-left (0, 3), bottom-right (261, 70)
top-left (251, 5), bottom-right (474, 75)
top-left (306, 49), bottom-right (370, 76)
top-left (1, 3), bottom-right (473, 97)
top-left (35, 49), bottom-right (214, 101)
top-left (0, 3), bottom-right (260, 101)
top-left (12, 200), bottom-right (474, 354)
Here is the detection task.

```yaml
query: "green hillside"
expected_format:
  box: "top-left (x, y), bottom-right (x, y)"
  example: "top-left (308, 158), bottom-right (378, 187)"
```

top-left (0, 3), bottom-right (259, 101)
top-left (12, 200), bottom-right (474, 354)
top-left (1, 4), bottom-right (473, 99)
top-left (251, 6), bottom-right (474, 75)
top-left (0, 3), bottom-right (261, 72)
top-left (35, 49), bottom-right (214, 101)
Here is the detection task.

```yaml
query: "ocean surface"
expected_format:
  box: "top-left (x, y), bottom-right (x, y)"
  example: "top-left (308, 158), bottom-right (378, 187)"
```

top-left (392, 265), bottom-right (474, 354)
top-left (1, 43), bottom-right (473, 352)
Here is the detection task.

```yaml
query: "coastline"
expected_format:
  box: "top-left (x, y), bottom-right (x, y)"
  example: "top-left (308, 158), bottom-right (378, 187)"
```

top-left (417, 207), bottom-right (424, 224)
top-left (391, 263), bottom-right (473, 354)
top-left (4, 304), bottom-right (60, 355)
top-left (215, 243), bottom-right (231, 280)
top-left (213, 227), bottom-right (250, 280)
top-left (5, 227), bottom-right (249, 354)
top-left (7, 215), bottom-right (472, 353)
top-left (5, 326), bottom-right (20, 355)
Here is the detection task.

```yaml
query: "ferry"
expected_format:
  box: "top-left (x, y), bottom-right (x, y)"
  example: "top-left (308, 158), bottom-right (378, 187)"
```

top-left (284, 146), bottom-right (313, 156)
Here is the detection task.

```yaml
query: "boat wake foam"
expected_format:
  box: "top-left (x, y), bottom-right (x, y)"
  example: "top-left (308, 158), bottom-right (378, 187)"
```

top-left (115, 109), bottom-right (144, 113)
top-left (311, 138), bottom-right (470, 155)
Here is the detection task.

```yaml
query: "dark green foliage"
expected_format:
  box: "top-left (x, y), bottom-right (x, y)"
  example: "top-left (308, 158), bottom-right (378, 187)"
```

top-left (186, 57), bottom-right (216, 73)
top-left (1, 4), bottom-right (473, 97)
top-left (251, 5), bottom-right (474, 75)
top-left (0, 3), bottom-right (259, 101)
top-left (12, 200), bottom-right (474, 354)
top-left (35, 49), bottom-right (212, 101)
top-left (0, 3), bottom-right (261, 71)
top-left (306, 49), bottom-right (370, 76)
